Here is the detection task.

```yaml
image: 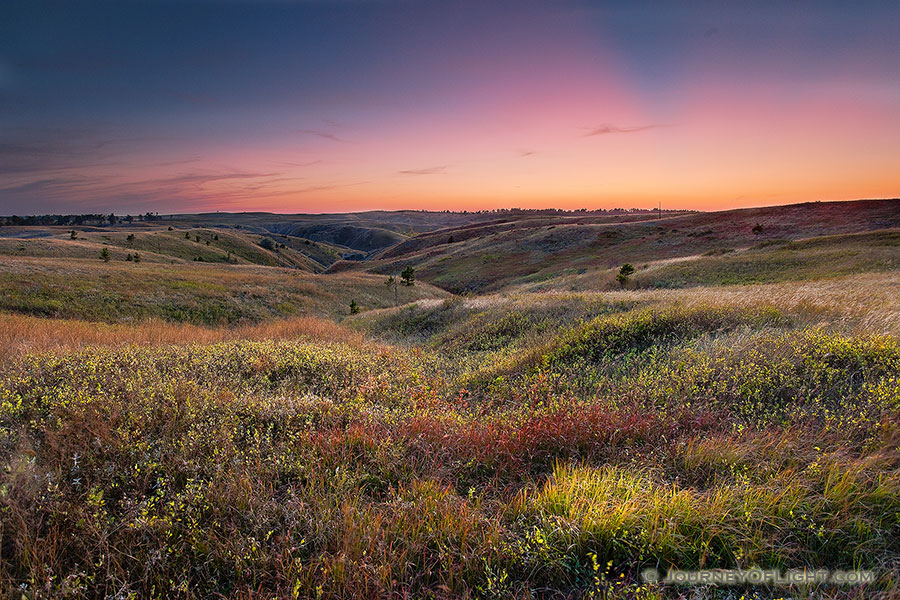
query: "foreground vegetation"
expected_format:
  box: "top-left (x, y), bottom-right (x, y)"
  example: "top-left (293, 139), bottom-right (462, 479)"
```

top-left (1, 201), bottom-right (898, 598)
top-left (2, 293), bottom-right (899, 598)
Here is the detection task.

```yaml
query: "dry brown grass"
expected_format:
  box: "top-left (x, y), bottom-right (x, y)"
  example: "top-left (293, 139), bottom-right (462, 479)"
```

top-left (606, 271), bottom-right (900, 335)
top-left (389, 272), bottom-right (900, 338)
top-left (0, 312), bottom-right (366, 362)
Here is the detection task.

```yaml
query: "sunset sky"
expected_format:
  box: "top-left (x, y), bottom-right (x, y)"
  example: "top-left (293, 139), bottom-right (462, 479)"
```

top-left (2, 0), bottom-right (899, 215)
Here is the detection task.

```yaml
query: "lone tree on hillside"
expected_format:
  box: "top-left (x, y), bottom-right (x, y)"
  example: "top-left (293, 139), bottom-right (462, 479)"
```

top-left (349, 299), bottom-right (360, 315)
top-left (100, 247), bottom-right (111, 262)
top-left (70, 230), bottom-right (77, 240)
top-left (258, 237), bottom-right (276, 251)
top-left (401, 266), bottom-right (416, 286)
top-left (752, 223), bottom-right (764, 235)
top-left (616, 263), bottom-right (635, 287)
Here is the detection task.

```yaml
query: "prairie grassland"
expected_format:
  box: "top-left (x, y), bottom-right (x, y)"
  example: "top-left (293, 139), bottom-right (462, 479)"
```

top-left (0, 312), bottom-right (366, 362)
top-left (363, 201), bottom-right (900, 293)
top-left (0, 226), bottom-right (323, 270)
top-left (2, 297), bottom-right (899, 599)
top-left (1, 206), bottom-right (899, 598)
top-left (509, 227), bottom-right (900, 293)
top-left (0, 256), bottom-right (447, 324)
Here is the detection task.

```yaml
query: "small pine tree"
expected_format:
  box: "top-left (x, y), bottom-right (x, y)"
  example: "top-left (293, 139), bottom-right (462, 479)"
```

top-left (401, 266), bottom-right (416, 286)
top-left (185, 232), bottom-right (190, 239)
top-left (214, 234), bottom-right (219, 240)
top-left (168, 226), bottom-right (174, 231)
top-left (349, 299), bottom-right (360, 315)
top-left (616, 263), bottom-right (635, 286)
top-left (448, 235), bottom-right (455, 244)
top-left (70, 230), bottom-right (77, 240)
top-left (126, 233), bottom-right (135, 243)
top-left (752, 223), bottom-right (764, 235)
top-left (100, 247), bottom-right (111, 262)
top-left (133, 253), bottom-right (141, 263)
top-left (126, 253), bottom-right (133, 261)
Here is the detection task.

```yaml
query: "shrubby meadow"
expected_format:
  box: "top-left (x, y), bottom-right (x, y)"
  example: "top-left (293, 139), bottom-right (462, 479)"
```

top-left (1, 202), bottom-right (899, 598)
top-left (2, 286), bottom-right (899, 598)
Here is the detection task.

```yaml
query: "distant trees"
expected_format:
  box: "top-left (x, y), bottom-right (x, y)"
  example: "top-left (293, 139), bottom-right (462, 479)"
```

top-left (258, 237), bottom-right (276, 251)
top-left (401, 267), bottom-right (416, 286)
top-left (616, 263), bottom-right (635, 286)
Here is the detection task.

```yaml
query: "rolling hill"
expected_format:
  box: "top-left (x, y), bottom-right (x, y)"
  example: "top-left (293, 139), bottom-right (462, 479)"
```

top-left (345, 199), bottom-right (900, 293)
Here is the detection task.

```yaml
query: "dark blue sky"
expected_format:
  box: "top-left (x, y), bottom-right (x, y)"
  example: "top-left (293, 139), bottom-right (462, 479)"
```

top-left (2, 1), bottom-right (899, 214)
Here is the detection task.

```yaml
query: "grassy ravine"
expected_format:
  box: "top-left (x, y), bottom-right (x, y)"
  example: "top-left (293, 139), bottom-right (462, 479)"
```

top-left (1, 298), bottom-right (899, 599)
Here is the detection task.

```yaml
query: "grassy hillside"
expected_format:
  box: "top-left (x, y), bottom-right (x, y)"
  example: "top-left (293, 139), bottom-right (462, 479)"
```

top-left (0, 226), bottom-right (325, 271)
top-left (1, 199), bottom-right (899, 598)
top-left (358, 199), bottom-right (900, 293)
top-left (2, 293), bottom-right (898, 598)
top-left (0, 256), bottom-right (447, 324)
top-left (512, 227), bottom-right (900, 293)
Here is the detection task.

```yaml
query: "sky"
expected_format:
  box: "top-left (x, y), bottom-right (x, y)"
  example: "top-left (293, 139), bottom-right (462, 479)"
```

top-left (1, 0), bottom-right (899, 215)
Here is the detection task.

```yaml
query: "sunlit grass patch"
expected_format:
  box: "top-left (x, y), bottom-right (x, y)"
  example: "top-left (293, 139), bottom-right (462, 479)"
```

top-left (544, 304), bottom-right (787, 366)
top-left (514, 456), bottom-right (899, 577)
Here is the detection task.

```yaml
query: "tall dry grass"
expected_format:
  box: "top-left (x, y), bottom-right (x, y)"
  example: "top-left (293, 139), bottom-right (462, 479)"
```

top-left (444, 272), bottom-right (900, 337)
top-left (612, 272), bottom-right (900, 335)
top-left (0, 312), bottom-right (366, 362)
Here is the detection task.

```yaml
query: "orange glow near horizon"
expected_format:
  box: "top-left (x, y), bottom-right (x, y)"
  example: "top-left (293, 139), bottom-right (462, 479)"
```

top-left (3, 2), bottom-right (899, 215)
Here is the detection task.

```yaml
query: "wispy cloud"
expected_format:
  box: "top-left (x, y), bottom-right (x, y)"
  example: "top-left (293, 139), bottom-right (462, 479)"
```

top-left (583, 124), bottom-right (666, 137)
top-left (398, 165), bottom-right (447, 176)
top-left (0, 168), bottom-right (289, 214)
top-left (0, 129), bottom-right (176, 175)
top-left (296, 129), bottom-right (346, 142)
top-left (274, 159), bottom-right (324, 168)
